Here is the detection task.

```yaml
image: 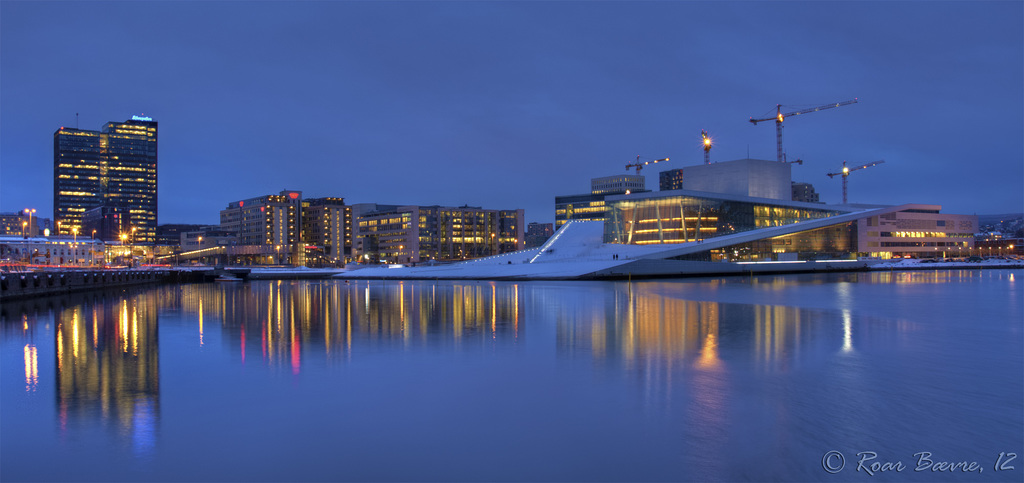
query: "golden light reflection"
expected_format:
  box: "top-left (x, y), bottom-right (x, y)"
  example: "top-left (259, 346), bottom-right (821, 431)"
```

top-left (24, 344), bottom-right (38, 392)
top-left (198, 297), bottom-right (205, 346)
top-left (72, 309), bottom-right (80, 360)
top-left (169, 280), bottom-right (525, 368)
top-left (132, 307), bottom-right (139, 356)
top-left (49, 293), bottom-right (160, 450)
top-left (121, 300), bottom-right (129, 353)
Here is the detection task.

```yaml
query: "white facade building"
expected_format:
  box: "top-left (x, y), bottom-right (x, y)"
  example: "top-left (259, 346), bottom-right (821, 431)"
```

top-left (0, 236), bottom-right (105, 265)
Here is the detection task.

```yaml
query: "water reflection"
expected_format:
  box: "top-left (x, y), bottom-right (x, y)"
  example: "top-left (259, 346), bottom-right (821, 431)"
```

top-left (160, 280), bottom-right (832, 376)
top-left (164, 281), bottom-right (524, 370)
top-left (0, 290), bottom-right (161, 457)
top-left (55, 293), bottom-right (160, 455)
top-left (1, 271), bottom-right (1018, 481)
top-left (552, 281), bottom-right (824, 372)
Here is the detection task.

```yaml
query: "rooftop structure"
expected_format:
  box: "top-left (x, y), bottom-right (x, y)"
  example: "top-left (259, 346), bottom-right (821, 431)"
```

top-left (678, 158), bottom-right (792, 200)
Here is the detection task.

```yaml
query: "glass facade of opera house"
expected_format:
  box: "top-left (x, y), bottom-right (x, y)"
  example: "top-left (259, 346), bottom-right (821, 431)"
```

top-left (603, 192), bottom-right (843, 245)
top-left (671, 222), bottom-right (859, 262)
top-left (602, 191), bottom-right (977, 262)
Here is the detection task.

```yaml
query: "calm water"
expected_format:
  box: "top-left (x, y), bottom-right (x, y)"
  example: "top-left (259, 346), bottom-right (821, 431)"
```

top-left (2, 270), bottom-right (1021, 482)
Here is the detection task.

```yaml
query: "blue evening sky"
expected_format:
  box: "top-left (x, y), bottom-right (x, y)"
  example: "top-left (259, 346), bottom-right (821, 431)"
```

top-left (1, 1), bottom-right (1021, 225)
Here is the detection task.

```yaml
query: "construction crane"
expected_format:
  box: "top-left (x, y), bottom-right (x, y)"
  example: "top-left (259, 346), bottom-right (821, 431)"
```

top-left (625, 155), bottom-right (669, 174)
top-left (701, 130), bottom-right (712, 164)
top-left (750, 98), bottom-right (858, 163)
top-left (827, 159), bottom-right (885, 204)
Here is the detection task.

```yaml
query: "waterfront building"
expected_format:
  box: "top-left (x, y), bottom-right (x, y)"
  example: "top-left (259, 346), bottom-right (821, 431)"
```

top-left (53, 116), bottom-right (158, 244)
top-left (555, 174), bottom-right (649, 229)
top-left (220, 190), bottom-right (303, 264)
top-left (0, 235), bottom-right (104, 265)
top-left (525, 222), bottom-right (554, 248)
top-left (658, 169), bottom-right (684, 191)
top-left (857, 208), bottom-right (977, 258)
top-left (341, 201), bottom-right (981, 281)
top-left (791, 182), bottom-right (821, 203)
top-left (353, 204), bottom-right (524, 264)
top-left (603, 188), bottom-right (976, 260)
top-left (302, 197), bottom-right (350, 265)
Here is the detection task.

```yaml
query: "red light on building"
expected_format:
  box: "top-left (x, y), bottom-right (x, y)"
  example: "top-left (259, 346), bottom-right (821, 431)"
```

top-left (289, 193), bottom-right (299, 200)
top-left (239, 201), bottom-right (244, 207)
top-left (260, 207), bottom-right (264, 212)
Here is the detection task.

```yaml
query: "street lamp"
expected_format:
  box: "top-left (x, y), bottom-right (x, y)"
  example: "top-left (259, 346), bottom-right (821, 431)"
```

top-left (72, 227), bottom-right (78, 266)
top-left (24, 208), bottom-right (35, 236)
top-left (21, 221), bottom-right (27, 238)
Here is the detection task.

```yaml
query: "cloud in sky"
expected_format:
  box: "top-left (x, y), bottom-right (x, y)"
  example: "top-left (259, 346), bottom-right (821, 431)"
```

top-left (2, 1), bottom-right (1021, 225)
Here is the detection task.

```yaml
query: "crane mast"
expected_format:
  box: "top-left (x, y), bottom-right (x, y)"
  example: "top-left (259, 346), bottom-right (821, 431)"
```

top-left (701, 130), bottom-right (712, 165)
top-left (826, 159), bottom-right (884, 204)
top-left (750, 98), bottom-right (858, 163)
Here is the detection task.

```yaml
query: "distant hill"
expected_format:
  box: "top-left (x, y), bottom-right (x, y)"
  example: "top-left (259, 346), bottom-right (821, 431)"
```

top-left (979, 213), bottom-right (1023, 225)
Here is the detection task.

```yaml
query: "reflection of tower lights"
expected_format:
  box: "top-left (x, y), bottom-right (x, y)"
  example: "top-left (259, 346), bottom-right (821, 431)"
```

top-left (199, 298), bottom-right (204, 347)
top-left (133, 307), bottom-right (139, 356)
top-left (24, 344), bottom-right (38, 392)
top-left (291, 319), bottom-right (300, 374)
top-left (121, 301), bottom-right (130, 353)
top-left (324, 289), bottom-right (331, 355)
top-left (842, 309), bottom-right (853, 353)
top-left (695, 316), bottom-right (720, 369)
top-left (513, 284), bottom-right (519, 339)
top-left (240, 323), bottom-right (246, 364)
top-left (57, 328), bottom-right (64, 371)
top-left (72, 309), bottom-right (80, 360)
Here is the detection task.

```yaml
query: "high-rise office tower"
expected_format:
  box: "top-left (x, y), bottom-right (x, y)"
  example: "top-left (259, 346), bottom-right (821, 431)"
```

top-left (54, 116), bottom-right (158, 244)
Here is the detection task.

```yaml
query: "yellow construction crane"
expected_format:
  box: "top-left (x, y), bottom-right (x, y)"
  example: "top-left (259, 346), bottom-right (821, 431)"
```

top-left (750, 98), bottom-right (858, 163)
top-left (827, 159), bottom-right (885, 204)
top-left (625, 155), bottom-right (669, 174)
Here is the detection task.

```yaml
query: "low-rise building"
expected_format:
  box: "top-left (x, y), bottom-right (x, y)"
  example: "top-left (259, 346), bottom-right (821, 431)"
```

top-left (0, 235), bottom-right (105, 266)
top-left (791, 182), bottom-right (821, 203)
top-left (353, 205), bottom-right (524, 264)
top-left (525, 222), bottom-right (554, 248)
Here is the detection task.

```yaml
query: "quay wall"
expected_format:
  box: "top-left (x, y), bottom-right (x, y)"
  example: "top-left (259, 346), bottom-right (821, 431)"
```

top-left (0, 270), bottom-right (180, 301)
